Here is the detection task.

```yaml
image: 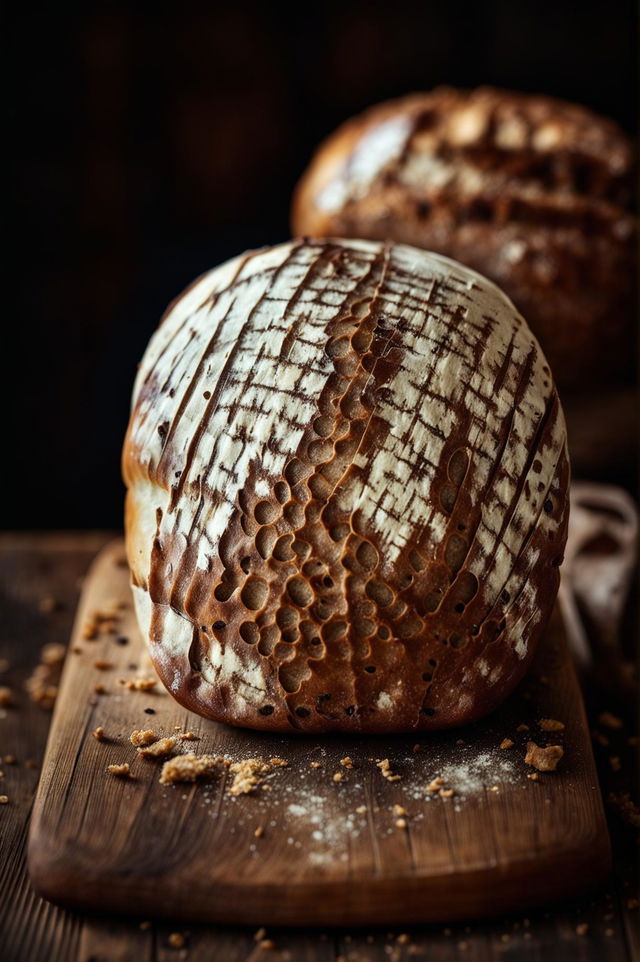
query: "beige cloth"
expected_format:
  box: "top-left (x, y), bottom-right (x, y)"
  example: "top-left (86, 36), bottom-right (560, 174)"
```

top-left (559, 482), bottom-right (637, 690)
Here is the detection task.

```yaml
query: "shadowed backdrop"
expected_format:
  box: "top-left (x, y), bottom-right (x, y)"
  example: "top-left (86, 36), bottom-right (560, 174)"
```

top-left (7, 0), bottom-right (637, 528)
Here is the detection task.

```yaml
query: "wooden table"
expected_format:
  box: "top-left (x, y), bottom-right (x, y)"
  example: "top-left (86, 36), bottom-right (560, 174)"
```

top-left (1, 532), bottom-right (638, 962)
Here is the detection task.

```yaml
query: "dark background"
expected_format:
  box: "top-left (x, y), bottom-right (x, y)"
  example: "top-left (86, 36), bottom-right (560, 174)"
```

top-left (7, 1), bottom-right (638, 530)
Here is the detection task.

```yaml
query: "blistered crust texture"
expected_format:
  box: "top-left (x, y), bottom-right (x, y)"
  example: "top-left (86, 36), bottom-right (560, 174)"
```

top-left (292, 87), bottom-right (636, 390)
top-left (123, 238), bottom-right (569, 733)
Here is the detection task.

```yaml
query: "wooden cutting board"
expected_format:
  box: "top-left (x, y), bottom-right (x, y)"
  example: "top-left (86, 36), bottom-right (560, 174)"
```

top-left (28, 539), bottom-right (611, 927)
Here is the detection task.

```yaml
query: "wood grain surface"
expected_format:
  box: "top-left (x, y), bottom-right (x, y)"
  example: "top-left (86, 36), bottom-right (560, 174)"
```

top-left (26, 538), bottom-right (611, 927)
top-left (1, 533), bottom-right (637, 961)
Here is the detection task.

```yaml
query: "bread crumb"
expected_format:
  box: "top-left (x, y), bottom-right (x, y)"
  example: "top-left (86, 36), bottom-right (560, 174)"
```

top-left (516, 723), bottom-right (529, 732)
top-left (393, 804), bottom-right (406, 816)
top-left (24, 644), bottom-right (65, 709)
top-left (490, 785), bottom-right (500, 793)
top-left (119, 676), bottom-right (157, 691)
top-left (599, 712), bottom-right (623, 729)
top-left (527, 773), bottom-right (539, 781)
top-left (41, 643), bottom-right (66, 665)
top-left (395, 818), bottom-right (407, 829)
top-left (355, 805), bottom-right (367, 814)
top-left (333, 772), bottom-right (344, 782)
top-left (439, 788), bottom-right (455, 798)
top-left (0, 687), bottom-right (13, 707)
top-left (38, 594), bottom-right (59, 613)
top-left (0, 796), bottom-right (8, 804)
top-left (525, 742), bottom-right (564, 772)
top-left (138, 737), bottom-right (177, 759)
top-left (254, 825), bottom-right (264, 838)
top-left (500, 738), bottom-right (514, 749)
top-left (82, 607), bottom-right (123, 641)
top-left (608, 791), bottom-right (640, 828)
top-left (269, 757), bottom-right (288, 767)
top-left (254, 927), bottom-right (266, 941)
top-left (377, 758), bottom-right (401, 781)
top-left (167, 932), bottom-right (185, 949)
top-left (30, 684), bottom-right (58, 709)
top-left (310, 761), bottom-right (321, 768)
top-left (92, 726), bottom-right (105, 741)
top-left (180, 731), bottom-right (198, 741)
top-left (412, 744), bottom-right (421, 752)
top-left (107, 763), bottom-right (130, 777)
top-left (397, 934), bottom-right (410, 945)
top-left (427, 777), bottom-right (445, 793)
top-left (259, 940), bottom-right (276, 950)
top-left (93, 660), bottom-right (113, 671)
top-left (159, 753), bottom-right (219, 786)
top-left (130, 729), bottom-right (156, 747)
top-left (229, 758), bottom-right (271, 795)
top-left (538, 718), bottom-right (565, 732)
top-left (82, 620), bottom-right (99, 640)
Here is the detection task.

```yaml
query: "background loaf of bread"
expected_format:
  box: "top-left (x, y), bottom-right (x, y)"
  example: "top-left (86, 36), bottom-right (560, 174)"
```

top-left (292, 88), bottom-right (636, 390)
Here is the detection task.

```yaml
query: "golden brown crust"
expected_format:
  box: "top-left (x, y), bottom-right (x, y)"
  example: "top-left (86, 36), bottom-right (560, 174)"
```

top-left (123, 238), bottom-right (569, 734)
top-left (292, 87), bottom-right (636, 389)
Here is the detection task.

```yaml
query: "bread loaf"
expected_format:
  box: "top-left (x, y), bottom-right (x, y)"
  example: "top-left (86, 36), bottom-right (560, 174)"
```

top-left (292, 87), bottom-right (636, 389)
top-left (123, 238), bottom-right (569, 733)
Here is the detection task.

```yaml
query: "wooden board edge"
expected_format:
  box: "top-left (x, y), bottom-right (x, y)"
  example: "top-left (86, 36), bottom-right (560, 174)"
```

top-left (27, 833), bottom-right (611, 927)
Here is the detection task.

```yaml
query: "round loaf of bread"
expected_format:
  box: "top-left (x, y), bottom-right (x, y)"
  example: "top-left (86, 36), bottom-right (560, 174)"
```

top-left (292, 87), bottom-right (636, 390)
top-left (123, 238), bottom-right (570, 733)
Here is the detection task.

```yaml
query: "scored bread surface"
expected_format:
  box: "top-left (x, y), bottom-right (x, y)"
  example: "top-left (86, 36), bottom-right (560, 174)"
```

top-left (292, 87), bottom-right (636, 389)
top-left (123, 238), bottom-right (569, 733)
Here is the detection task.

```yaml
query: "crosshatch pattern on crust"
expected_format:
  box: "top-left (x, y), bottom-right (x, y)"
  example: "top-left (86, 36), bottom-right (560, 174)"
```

top-left (123, 238), bottom-right (569, 733)
top-left (292, 87), bottom-right (636, 389)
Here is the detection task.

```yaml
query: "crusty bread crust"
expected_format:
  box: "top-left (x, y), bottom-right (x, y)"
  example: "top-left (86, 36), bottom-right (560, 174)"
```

top-left (292, 87), bottom-right (636, 390)
top-left (123, 238), bottom-right (569, 733)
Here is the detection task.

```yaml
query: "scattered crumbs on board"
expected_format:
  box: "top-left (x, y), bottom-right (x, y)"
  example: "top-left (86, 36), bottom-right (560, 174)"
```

top-left (24, 643), bottom-right (66, 710)
top-left (172, 736), bottom-right (539, 867)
